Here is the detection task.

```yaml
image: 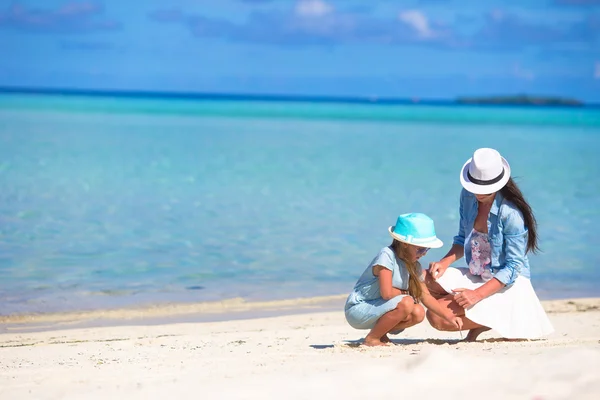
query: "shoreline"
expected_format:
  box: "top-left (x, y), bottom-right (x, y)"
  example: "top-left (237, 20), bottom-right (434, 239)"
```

top-left (0, 294), bottom-right (348, 333)
top-left (2, 295), bottom-right (598, 334)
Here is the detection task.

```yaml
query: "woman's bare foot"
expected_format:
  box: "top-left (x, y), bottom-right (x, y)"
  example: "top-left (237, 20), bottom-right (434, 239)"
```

top-left (465, 327), bottom-right (491, 342)
top-left (380, 334), bottom-right (391, 343)
top-left (364, 335), bottom-right (389, 346)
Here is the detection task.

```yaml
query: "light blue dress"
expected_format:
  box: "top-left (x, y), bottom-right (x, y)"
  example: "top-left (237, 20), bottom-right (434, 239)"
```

top-left (344, 246), bottom-right (422, 330)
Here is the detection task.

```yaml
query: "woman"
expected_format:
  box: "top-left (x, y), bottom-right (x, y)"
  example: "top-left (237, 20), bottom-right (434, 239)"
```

top-left (426, 148), bottom-right (554, 341)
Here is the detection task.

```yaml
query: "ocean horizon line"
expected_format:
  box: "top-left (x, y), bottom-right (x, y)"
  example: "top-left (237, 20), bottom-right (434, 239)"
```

top-left (1, 86), bottom-right (597, 109)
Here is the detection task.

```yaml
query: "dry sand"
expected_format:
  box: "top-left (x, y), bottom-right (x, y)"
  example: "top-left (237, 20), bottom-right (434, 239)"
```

top-left (1, 297), bottom-right (599, 400)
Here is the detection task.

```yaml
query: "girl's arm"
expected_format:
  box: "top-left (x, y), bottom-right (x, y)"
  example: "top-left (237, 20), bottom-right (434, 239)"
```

top-left (374, 265), bottom-right (405, 300)
top-left (419, 281), bottom-right (463, 329)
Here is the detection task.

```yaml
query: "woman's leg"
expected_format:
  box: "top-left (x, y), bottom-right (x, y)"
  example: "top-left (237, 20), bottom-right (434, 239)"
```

top-left (464, 326), bottom-right (491, 341)
top-left (424, 270), bottom-right (450, 299)
top-left (364, 296), bottom-right (415, 346)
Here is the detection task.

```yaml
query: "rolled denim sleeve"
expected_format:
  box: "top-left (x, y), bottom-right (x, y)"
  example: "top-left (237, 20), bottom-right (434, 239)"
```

top-left (452, 191), bottom-right (466, 246)
top-left (494, 208), bottom-right (528, 286)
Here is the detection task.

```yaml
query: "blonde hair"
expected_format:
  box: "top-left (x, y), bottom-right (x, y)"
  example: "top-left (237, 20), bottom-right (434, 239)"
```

top-left (391, 240), bottom-right (423, 301)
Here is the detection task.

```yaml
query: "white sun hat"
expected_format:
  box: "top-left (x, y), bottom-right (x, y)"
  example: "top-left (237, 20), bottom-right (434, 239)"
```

top-left (460, 148), bottom-right (511, 195)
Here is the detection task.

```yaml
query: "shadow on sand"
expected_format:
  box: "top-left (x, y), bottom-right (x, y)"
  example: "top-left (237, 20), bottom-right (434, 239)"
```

top-left (310, 337), bottom-right (465, 349)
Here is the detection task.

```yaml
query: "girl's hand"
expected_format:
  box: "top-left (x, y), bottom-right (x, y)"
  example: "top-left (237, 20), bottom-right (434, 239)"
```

top-left (453, 288), bottom-right (482, 309)
top-left (445, 316), bottom-right (463, 330)
top-left (429, 261), bottom-right (448, 279)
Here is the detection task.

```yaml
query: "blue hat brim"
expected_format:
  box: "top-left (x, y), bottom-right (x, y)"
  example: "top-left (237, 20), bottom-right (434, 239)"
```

top-left (388, 226), bottom-right (444, 248)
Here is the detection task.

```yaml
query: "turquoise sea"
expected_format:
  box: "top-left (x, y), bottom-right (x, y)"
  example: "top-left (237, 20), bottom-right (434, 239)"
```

top-left (1, 93), bottom-right (599, 315)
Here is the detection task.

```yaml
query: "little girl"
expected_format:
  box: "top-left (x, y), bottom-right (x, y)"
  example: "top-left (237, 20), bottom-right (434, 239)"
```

top-left (345, 213), bottom-right (463, 346)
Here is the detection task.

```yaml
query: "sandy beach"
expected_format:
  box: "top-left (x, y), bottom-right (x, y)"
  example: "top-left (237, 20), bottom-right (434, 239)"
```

top-left (1, 297), bottom-right (599, 400)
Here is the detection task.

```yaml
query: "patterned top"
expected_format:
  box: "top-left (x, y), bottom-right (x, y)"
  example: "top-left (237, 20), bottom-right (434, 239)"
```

top-left (467, 229), bottom-right (493, 281)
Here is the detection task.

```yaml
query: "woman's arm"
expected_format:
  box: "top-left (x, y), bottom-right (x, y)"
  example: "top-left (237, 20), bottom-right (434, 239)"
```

top-left (493, 208), bottom-right (528, 286)
top-left (453, 207), bottom-right (528, 308)
top-left (440, 244), bottom-right (465, 266)
top-left (431, 191), bottom-right (467, 278)
top-left (455, 205), bottom-right (529, 308)
top-left (453, 278), bottom-right (504, 308)
top-left (429, 244), bottom-right (465, 278)
top-left (374, 265), bottom-right (405, 300)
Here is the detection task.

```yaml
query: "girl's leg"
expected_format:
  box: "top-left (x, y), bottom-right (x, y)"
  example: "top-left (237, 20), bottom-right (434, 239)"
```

top-left (364, 296), bottom-right (414, 346)
top-left (390, 303), bottom-right (425, 331)
top-left (426, 294), bottom-right (490, 341)
top-left (381, 304), bottom-right (425, 343)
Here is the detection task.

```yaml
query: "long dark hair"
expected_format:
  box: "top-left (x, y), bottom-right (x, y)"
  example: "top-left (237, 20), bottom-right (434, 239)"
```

top-left (499, 177), bottom-right (539, 254)
top-left (391, 240), bottom-right (423, 300)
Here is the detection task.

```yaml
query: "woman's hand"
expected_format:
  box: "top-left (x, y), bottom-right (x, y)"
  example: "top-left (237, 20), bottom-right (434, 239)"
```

top-left (453, 288), bottom-right (483, 309)
top-left (429, 261), bottom-right (449, 279)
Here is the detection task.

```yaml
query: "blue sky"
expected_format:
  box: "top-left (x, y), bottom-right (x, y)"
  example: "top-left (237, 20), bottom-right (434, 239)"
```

top-left (1, 0), bottom-right (599, 101)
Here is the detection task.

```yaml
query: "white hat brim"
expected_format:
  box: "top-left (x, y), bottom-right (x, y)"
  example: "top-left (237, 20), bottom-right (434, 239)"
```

top-left (388, 227), bottom-right (444, 248)
top-left (459, 156), bottom-right (511, 195)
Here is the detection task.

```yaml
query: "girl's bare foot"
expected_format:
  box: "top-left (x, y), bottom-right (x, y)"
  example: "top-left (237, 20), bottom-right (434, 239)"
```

top-left (364, 335), bottom-right (389, 346)
top-left (465, 326), bottom-right (491, 342)
top-left (381, 334), bottom-right (391, 343)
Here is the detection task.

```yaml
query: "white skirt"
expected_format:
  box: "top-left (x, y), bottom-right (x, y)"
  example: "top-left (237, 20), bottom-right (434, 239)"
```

top-left (435, 267), bottom-right (554, 339)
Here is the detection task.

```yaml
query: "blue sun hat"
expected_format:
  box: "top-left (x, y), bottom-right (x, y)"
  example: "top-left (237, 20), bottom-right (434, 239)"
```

top-left (388, 213), bottom-right (444, 248)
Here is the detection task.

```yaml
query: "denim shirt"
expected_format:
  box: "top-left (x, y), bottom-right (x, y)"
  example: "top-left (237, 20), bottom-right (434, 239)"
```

top-left (453, 189), bottom-right (531, 286)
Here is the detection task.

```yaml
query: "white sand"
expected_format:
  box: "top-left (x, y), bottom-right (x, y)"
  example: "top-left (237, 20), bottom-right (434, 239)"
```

top-left (1, 297), bottom-right (599, 400)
